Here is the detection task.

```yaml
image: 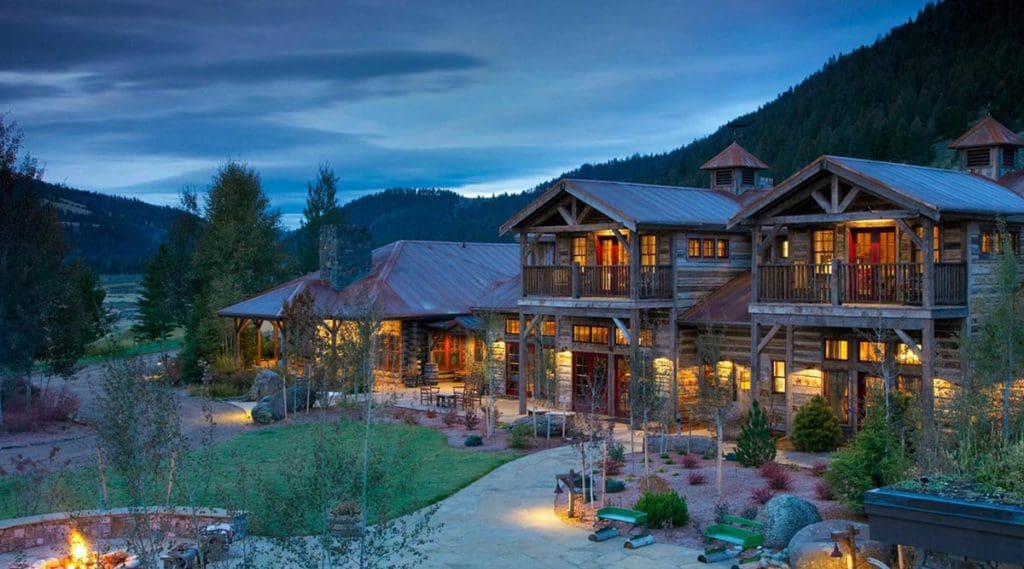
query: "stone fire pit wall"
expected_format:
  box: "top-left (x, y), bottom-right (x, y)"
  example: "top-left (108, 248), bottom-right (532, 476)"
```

top-left (0, 507), bottom-right (241, 554)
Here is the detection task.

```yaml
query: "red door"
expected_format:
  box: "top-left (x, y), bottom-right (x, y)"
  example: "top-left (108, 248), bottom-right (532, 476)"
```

top-left (596, 237), bottom-right (628, 295)
top-left (572, 352), bottom-right (608, 414)
top-left (848, 228), bottom-right (896, 301)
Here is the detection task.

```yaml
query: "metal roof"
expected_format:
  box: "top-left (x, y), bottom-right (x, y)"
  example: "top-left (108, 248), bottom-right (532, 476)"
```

top-left (218, 240), bottom-right (520, 321)
top-left (473, 277), bottom-right (520, 312)
top-left (826, 156), bottom-right (1024, 215)
top-left (1000, 170), bottom-right (1024, 198)
top-left (679, 271), bottom-right (751, 325)
top-left (700, 142), bottom-right (769, 170)
top-left (949, 117), bottom-right (1024, 149)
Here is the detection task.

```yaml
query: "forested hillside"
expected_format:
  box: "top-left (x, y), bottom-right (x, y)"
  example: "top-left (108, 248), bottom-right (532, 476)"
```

top-left (15, 177), bottom-right (186, 273)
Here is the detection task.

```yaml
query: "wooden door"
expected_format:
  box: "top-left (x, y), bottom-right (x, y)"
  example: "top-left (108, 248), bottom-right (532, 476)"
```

top-left (614, 355), bottom-right (631, 418)
top-left (596, 236), bottom-right (628, 294)
top-left (505, 342), bottom-right (535, 397)
top-left (572, 352), bottom-right (608, 415)
top-left (848, 228), bottom-right (896, 301)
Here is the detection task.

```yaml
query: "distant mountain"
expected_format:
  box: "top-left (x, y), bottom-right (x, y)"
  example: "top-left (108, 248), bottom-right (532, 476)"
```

top-left (16, 177), bottom-right (187, 273)
top-left (343, 0), bottom-right (1024, 239)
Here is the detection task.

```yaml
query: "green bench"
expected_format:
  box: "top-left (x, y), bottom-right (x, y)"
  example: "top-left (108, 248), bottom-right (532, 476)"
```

top-left (591, 507), bottom-right (654, 549)
top-left (703, 515), bottom-right (763, 549)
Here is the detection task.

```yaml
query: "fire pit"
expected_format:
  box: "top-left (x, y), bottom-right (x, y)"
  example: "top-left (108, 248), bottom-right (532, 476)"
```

top-left (27, 530), bottom-right (139, 569)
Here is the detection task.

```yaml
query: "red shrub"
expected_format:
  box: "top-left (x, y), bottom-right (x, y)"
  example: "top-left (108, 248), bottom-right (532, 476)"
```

top-left (2, 388), bottom-right (80, 433)
top-left (681, 454), bottom-right (701, 469)
top-left (811, 460), bottom-right (829, 477)
top-left (758, 461), bottom-right (785, 479)
top-left (814, 480), bottom-right (834, 500)
top-left (766, 469), bottom-right (793, 490)
top-left (687, 472), bottom-right (706, 485)
top-left (750, 486), bottom-right (774, 505)
top-left (604, 459), bottom-right (624, 476)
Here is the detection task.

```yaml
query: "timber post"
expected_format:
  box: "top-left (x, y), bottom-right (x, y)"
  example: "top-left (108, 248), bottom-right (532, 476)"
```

top-left (518, 311), bottom-right (528, 415)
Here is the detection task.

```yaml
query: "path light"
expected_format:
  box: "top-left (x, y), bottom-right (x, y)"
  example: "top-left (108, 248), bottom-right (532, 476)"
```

top-left (553, 481), bottom-right (563, 495)
top-left (830, 543), bottom-right (842, 558)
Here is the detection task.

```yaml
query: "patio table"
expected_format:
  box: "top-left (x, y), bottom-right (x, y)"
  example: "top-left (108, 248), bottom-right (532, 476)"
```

top-left (436, 393), bottom-right (456, 408)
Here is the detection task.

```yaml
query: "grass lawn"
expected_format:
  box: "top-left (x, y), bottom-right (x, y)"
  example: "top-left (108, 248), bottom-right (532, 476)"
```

top-left (0, 421), bottom-right (518, 535)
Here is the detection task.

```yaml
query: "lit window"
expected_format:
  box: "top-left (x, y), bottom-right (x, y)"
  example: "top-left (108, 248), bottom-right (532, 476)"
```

top-left (703, 239), bottom-right (715, 258)
top-left (858, 341), bottom-right (886, 363)
top-left (824, 339), bottom-right (849, 361)
top-left (813, 230), bottom-right (834, 266)
top-left (614, 328), bottom-right (653, 347)
top-left (771, 361), bottom-right (786, 394)
top-left (981, 230), bottom-right (994, 256)
top-left (913, 226), bottom-right (940, 263)
top-left (717, 239), bottom-right (730, 259)
top-left (505, 319), bottom-right (521, 335)
top-left (779, 238), bottom-right (789, 259)
top-left (572, 237), bottom-right (587, 267)
top-left (641, 235), bottom-right (657, 266)
top-left (896, 343), bottom-right (921, 366)
top-left (541, 320), bottom-right (556, 336)
top-left (688, 238), bottom-right (701, 258)
top-left (573, 325), bottom-right (609, 344)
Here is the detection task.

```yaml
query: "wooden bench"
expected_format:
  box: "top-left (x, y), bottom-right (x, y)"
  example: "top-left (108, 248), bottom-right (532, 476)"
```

top-left (703, 515), bottom-right (763, 549)
top-left (591, 507), bottom-right (655, 548)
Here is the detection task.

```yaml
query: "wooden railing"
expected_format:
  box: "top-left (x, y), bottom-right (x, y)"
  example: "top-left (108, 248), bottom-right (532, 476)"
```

top-left (758, 262), bottom-right (967, 306)
top-left (521, 264), bottom-right (673, 299)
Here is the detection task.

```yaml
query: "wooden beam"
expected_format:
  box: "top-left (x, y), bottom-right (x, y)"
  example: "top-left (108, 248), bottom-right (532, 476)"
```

top-left (895, 219), bottom-right (925, 249)
top-left (757, 225), bottom-right (783, 256)
top-left (524, 314), bottom-right (542, 337)
top-left (922, 217), bottom-right (935, 308)
top-left (612, 227), bottom-right (629, 251)
top-left (749, 322), bottom-right (761, 402)
top-left (921, 319), bottom-right (935, 439)
top-left (830, 175), bottom-right (840, 213)
top-left (784, 325), bottom-right (794, 433)
top-left (611, 317), bottom-right (631, 344)
top-left (557, 205), bottom-right (575, 225)
top-left (810, 189), bottom-right (831, 213)
top-left (756, 324), bottom-right (782, 354)
top-left (893, 329), bottom-right (922, 358)
top-left (526, 222), bottom-right (623, 234)
top-left (518, 312), bottom-right (528, 415)
top-left (837, 187), bottom-right (861, 213)
top-left (578, 205), bottom-right (593, 224)
top-left (762, 210), bottom-right (918, 225)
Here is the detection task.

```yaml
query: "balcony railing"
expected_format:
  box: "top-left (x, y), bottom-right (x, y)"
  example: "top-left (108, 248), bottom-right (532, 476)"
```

top-left (758, 262), bottom-right (966, 306)
top-left (522, 264), bottom-right (673, 299)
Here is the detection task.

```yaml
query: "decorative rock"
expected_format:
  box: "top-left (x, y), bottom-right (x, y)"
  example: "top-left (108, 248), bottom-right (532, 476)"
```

top-left (251, 403), bottom-right (275, 424)
top-left (510, 413), bottom-right (565, 437)
top-left (248, 370), bottom-right (284, 401)
top-left (788, 520), bottom-right (891, 569)
top-left (757, 494), bottom-right (822, 549)
top-left (285, 380), bottom-right (316, 413)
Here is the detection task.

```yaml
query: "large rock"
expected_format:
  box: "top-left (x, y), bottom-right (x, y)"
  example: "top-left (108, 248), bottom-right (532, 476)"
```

top-left (251, 403), bottom-right (275, 425)
top-left (788, 520), bottom-right (892, 569)
top-left (285, 380), bottom-right (316, 413)
top-left (757, 494), bottom-right (822, 549)
top-left (510, 413), bottom-right (566, 437)
top-left (248, 370), bottom-right (284, 401)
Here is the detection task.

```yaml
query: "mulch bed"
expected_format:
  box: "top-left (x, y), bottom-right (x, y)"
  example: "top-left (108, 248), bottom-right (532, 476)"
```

top-left (387, 406), bottom-right (569, 453)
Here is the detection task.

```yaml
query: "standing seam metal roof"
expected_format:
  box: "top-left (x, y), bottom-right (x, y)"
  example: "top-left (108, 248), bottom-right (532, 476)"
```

top-left (561, 178), bottom-right (751, 227)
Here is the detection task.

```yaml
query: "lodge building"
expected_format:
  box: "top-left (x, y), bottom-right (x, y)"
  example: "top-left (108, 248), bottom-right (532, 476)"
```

top-left (220, 117), bottom-right (1024, 434)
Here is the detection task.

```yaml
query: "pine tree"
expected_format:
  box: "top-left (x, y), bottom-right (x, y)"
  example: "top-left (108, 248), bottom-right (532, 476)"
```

top-left (791, 395), bottom-right (844, 452)
top-left (297, 165), bottom-right (343, 274)
top-left (735, 400), bottom-right (776, 467)
top-left (133, 244), bottom-right (175, 341)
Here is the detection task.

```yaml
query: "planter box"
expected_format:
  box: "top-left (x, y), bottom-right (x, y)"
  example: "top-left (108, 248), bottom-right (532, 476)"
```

top-left (864, 488), bottom-right (1024, 564)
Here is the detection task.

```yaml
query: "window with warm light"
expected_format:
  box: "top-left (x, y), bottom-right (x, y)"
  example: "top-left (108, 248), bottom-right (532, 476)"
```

top-left (824, 339), bottom-right (849, 360)
top-left (377, 333), bottom-right (401, 372)
top-left (717, 239), bottom-right (730, 259)
top-left (541, 320), bottom-right (556, 336)
top-left (896, 343), bottom-right (922, 365)
top-left (703, 239), bottom-right (715, 258)
top-left (572, 237), bottom-right (587, 266)
top-left (913, 226), bottom-right (941, 263)
top-left (505, 319), bottom-right (521, 335)
top-left (688, 238), bottom-right (701, 258)
top-left (614, 328), bottom-right (653, 347)
top-left (641, 235), bottom-right (657, 266)
top-left (771, 360), bottom-right (786, 394)
top-left (858, 341), bottom-right (886, 363)
top-left (812, 230), bottom-right (834, 266)
top-left (980, 228), bottom-right (1021, 257)
top-left (573, 325), bottom-right (609, 344)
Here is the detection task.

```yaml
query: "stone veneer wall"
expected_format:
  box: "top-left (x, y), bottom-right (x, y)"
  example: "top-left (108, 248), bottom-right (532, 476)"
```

top-left (0, 507), bottom-right (241, 554)
top-left (914, 547), bottom-right (1023, 569)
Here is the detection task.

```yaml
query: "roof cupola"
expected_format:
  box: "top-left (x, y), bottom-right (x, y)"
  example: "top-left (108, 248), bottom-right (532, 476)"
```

top-left (700, 141), bottom-right (769, 194)
top-left (949, 116), bottom-right (1024, 180)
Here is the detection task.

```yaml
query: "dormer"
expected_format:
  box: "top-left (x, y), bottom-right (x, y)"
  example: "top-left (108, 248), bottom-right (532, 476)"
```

top-left (700, 141), bottom-right (769, 195)
top-left (949, 117), bottom-right (1024, 180)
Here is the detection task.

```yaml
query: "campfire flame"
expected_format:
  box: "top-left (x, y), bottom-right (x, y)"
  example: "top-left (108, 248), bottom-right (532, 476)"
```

top-left (67, 529), bottom-right (91, 567)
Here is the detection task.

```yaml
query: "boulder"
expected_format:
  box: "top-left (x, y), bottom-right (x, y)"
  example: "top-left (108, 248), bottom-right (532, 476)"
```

top-left (510, 413), bottom-right (566, 437)
top-left (285, 380), bottom-right (317, 413)
top-left (757, 494), bottom-right (822, 549)
top-left (258, 394), bottom-right (285, 421)
top-left (251, 403), bottom-right (275, 425)
top-left (248, 370), bottom-right (284, 401)
top-left (666, 435), bottom-right (717, 457)
top-left (788, 520), bottom-right (892, 569)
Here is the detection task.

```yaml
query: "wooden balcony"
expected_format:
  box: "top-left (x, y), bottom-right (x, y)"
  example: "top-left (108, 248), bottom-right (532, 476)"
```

top-left (757, 262), bottom-right (966, 306)
top-left (522, 264), bottom-right (673, 299)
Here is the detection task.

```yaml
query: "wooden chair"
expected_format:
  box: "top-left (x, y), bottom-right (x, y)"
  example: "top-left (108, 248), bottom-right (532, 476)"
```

top-left (419, 385), bottom-right (436, 406)
top-left (462, 386), bottom-right (481, 410)
top-left (452, 385), bottom-right (465, 408)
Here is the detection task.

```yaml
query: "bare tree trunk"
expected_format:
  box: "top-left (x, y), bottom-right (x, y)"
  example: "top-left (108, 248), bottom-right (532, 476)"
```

top-left (716, 409), bottom-right (723, 498)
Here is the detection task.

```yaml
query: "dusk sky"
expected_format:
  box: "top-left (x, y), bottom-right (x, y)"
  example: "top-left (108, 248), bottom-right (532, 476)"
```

top-left (2, 1), bottom-right (929, 228)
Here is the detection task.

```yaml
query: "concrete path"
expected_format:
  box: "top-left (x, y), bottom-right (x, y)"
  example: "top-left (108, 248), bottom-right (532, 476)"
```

top-left (416, 444), bottom-right (723, 569)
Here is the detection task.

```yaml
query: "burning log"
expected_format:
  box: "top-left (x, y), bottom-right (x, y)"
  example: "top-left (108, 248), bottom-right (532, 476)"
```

top-left (27, 530), bottom-right (139, 569)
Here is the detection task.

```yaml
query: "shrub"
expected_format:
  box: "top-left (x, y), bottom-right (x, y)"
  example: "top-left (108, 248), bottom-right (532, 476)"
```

top-left (791, 396), bottom-right (843, 452)
top-left (702, 448), bottom-right (715, 460)
top-left (464, 435), bottom-right (483, 447)
top-left (462, 409), bottom-right (481, 431)
top-left (608, 441), bottom-right (626, 463)
top-left (394, 408), bottom-right (419, 425)
top-left (637, 475), bottom-right (671, 494)
top-left (758, 461), bottom-right (785, 480)
top-left (750, 486), bottom-right (774, 505)
top-left (810, 460), bottom-right (829, 477)
top-left (2, 388), bottom-right (80, 433)
top-left (634, 491), bottom-right (689, 529)
top-left (736, 400), bottom-right (776, 467)
top-left (659, 453), bottom-right (670, 459)
top-left (713, 501), bottom-right (730, 523)
top-left (681, 454), bottom-right (701, 469)
top-left (425, 408), bottom-right (438, 419)
top-left (603, 459), bottom-right (624, 475)
top-left (441, 406), bottom-right (459, 427)
top-left (765, 468), bottom-right (792, 490)
top-left (824, 404), bottom-right (909, 513)
top-left (605, 478), bottom-right (626, 493)
top-left (687, 472), bottom-right (706, 485)
top-left (509, 424), bottom-right (532, 449)
top-left (814, 480), bottom-right (834, 500)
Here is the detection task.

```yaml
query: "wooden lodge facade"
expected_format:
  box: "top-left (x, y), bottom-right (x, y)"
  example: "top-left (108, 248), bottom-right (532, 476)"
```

top-left (220, 118), bottom-right (1024, 434)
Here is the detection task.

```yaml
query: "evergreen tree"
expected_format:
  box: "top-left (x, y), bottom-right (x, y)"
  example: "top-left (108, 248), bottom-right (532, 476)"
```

top-left (182, 161), bottom-right (284, 380)
top-left (297, 165), bottom-right (343, 274)
top-left (735, 399), bottom-right (776, 467)
top-left (41, 257), bottom-right (110, 378)
top-left (825, 402), bottom-right (910, 513)
top-left (133, 244), bottom-right (175, 341)
top-left (791, 395), bottom-right (844, 452)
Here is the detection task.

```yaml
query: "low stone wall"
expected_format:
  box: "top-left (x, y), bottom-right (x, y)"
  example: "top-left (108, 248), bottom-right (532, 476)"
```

top-left (0, 507), bottom-right (241, 554)
top-left (914, 548), bottom-right (1023, 569)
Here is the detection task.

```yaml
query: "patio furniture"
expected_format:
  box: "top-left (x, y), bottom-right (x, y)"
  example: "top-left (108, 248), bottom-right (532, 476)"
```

top-left (703, 515), bottom-right (763, 549)
top-left (593, 506), bottom-right (649, 537)
top-left (419, 385), bottom-right (438, 406)
top-left (436, 393), bottom-right (456, 408)
top-left (452, 385), bottom-right (465, 407)
top-left (461, 386), bottom-right (481, 409)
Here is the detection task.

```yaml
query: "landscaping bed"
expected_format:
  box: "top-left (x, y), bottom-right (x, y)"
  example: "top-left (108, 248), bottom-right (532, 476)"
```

top-left (387, 406), bottom-right (570, 453)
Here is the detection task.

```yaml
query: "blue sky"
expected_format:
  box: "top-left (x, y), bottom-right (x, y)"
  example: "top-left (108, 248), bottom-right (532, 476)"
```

top-left (1, 1), bottom-right (929, 228)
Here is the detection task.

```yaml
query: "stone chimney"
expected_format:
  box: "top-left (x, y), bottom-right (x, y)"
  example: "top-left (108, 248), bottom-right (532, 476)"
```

top-left (700, 141), bottom-right (769, 194)
top-left (949, 117), bottom-right (1024, 180)
top-left (319, 224), bottom-right (373, 291)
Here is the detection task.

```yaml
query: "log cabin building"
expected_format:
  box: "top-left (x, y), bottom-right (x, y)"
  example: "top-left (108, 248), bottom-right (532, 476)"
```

top-left (221, 118), bottom-right (1024, 435)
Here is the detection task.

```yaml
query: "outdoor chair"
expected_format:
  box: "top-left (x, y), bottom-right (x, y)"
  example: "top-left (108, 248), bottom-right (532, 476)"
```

top-left (419, 385), bottom-right (437, 406)
top-left (452, 385), bottom-right (465, 407)
top-left (462, 386), bottom-right (481, 409)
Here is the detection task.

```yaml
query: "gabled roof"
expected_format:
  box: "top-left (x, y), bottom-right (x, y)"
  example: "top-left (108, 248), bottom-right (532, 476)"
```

top-left (731, 155), bottom-right (1024, 225)
top-left (218, 240), bottom-right (520, 321)
top-left (1000, 170), bottom-right (1024, 198)
top-left (679, 271), bottom-right (751, 325)
top-left (472, 276), bottom-right (520, 313)
top-left (501, 178), bottom-right (759, 234)
top-left (700, 142), bottom-right (769, 170)
top-left (949, 117), bottom-right (1024, 149)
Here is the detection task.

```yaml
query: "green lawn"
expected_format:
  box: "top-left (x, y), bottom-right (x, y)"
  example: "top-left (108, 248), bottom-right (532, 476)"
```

top-left (0, 421), bottom-right (518, 535)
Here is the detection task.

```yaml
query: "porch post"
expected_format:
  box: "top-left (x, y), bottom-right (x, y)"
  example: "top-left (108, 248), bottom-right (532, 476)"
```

top-left (785, 325), bottom-right (794, 433)
top-left (629, 230), bottom-right (640, 300)
top-left (607, 351), bottom-right (615, 417)
top-left (518, 312), bottom-right (528, 415)
top-left (749, 321), bottom-right (761, 402)
top-left (670, 307), bottom-right (679, 431)
top-left (921, 319), bottom-right (936, 440)
top-left (922, 218), bottom-right (935, 308)
top-left (254, 320), bottom-right (263, 365)
top-left (272, 321), bottom-right (280, 363)
top-left (751, 224), bottom-right (761, 304)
